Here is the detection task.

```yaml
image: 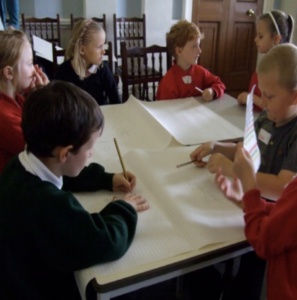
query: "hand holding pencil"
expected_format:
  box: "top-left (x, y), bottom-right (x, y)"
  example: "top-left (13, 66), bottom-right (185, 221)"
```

top-left (196, 86), bottom-right (215, 102)
top-left (113, 138), bottom-right (136, 192)
top-left (113, 138), bottom-right (149, 212)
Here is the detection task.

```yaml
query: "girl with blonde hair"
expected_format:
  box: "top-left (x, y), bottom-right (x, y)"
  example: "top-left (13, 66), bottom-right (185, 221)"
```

top-left (55, 19), bottom-right (121, 105)
top-left (0, 30), bottom-right (48, 172)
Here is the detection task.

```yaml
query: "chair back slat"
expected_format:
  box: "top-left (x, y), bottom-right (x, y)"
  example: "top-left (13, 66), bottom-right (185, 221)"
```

top-left (120, 41), bottom-right (172, 102)
top-left (70, 14), bottom-right (107, 32)
top-left (114, 14), bottom-right (146, 62)
top-left (21, 14), bottom-right (61, 46)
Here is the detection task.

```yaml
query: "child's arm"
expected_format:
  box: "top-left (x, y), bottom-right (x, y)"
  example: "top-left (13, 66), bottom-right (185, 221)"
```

top-left (63, 163), bottom-right (114, 192)
top-left (255, 169), bottom-right (295, 201)
top-left (243, 178), bottom-right (297, 260)
top-left (114, 193), bottom-right (149, 212)
top-left (215, 143), bottom-right (255, 206)
top-left (237, 92), bottom-right (264, 110)
top-left (190, 141), bottom-right (237, 177)
top-left (112, 171), bottom-right (136, 192)
top-left (199, 67), bottom-right (226, 100)
top-left (156, 70), bottom-right (177, 100)
top-left (103, 63), bottom-right (122, 104)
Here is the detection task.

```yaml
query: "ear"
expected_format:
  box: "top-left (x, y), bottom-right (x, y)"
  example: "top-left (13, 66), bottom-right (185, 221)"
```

top-left (2, 66), bottom-right (14, 80)
top-left (57, 145), bottom-right (74, 163)
top-left (274, 34), bottom-right (282, 45)
top-left (291, 89), bottom-right (297, 104)
top-left (175, 46), bottom-right (183, 56)
top-left (79, 44), bottom-right (85, 56)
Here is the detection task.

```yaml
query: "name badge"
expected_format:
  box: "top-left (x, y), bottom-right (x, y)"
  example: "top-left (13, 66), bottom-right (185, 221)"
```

top-left (182, 75), bottom-right (192, 84)
top-left (258, 128), bottom-right (271, 145)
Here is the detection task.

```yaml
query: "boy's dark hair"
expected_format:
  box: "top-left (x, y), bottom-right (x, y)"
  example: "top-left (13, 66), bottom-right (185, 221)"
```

top-left (22, 81), bottom-right (104, 157)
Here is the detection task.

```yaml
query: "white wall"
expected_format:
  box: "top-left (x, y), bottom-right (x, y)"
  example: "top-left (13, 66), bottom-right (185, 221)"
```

top-left (84, 0), bottom-right (117, 46)
top-left (279, 1), bottom-right (297, 44)
top-left (20, 0), bottom-right (82, 18)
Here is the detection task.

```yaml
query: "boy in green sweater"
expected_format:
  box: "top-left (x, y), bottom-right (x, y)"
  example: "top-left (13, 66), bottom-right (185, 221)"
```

top-left (0, 81), bottom-right (149, 300)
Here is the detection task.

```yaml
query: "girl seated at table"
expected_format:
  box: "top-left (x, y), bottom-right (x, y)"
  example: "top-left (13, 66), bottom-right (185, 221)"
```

top-left (55, 19), bottom-right (121, 105)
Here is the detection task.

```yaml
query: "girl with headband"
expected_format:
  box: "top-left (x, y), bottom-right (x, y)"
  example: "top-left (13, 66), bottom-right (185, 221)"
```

top-left (237, 10), bottom-right (294, 111)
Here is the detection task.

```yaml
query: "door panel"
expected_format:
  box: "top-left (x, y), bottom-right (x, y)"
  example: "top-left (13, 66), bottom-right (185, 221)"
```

top-left (192, 0), bottom-right (263, 96)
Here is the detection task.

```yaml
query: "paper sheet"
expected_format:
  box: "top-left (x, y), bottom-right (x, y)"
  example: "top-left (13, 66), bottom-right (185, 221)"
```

top-left (139, 97), bottom-right (244, 145)
top-left (76, 147), bottom-right (244, 282)
top-left (75, 95), bottom-right (246, 297)
top-left (32, 35), bottom-right (64, 63)
top-left (91, 97), bottom-right (173, 169)
top-left (243, 86), bottom-right (261, 171)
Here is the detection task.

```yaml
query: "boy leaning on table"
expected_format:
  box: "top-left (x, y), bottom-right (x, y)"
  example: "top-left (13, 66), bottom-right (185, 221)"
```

top-left (0, 81), bottom-right (149, 300)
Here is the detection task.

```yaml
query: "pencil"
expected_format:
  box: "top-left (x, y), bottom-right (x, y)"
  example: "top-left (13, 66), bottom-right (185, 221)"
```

top-left (176, 160), bottom-right (197, 168)
top-left (195, 86), bottom-right (203, 93)
top-left (114, 138), bottom-right (128, 180)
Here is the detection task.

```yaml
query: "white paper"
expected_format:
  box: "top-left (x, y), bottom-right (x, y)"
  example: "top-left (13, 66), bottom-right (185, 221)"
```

top-left (243, 86), bottom-right (261, 171)
top-left (139, 97), bottom-right (243, 145)
top-left (76, 147), bottom-right (244, 289)
top-left (32, 35), bottom-right (64, 64)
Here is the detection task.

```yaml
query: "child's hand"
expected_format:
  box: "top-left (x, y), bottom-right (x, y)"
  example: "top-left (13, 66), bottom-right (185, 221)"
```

top-left (215, 168), bottom-right (243, 208)
top-left (237, 92), bottom-right (248, 106)
top-left (207, 153), bottom-right (233, 177)
top-left (112, 171), bottom-right (136, 193)
top-left (33, 65), bottom-right (50, 87)
top-left (119, 193), bottom-right (149, 212)
top-left (233, 143), bottom-right (257, 193)
top-left (190, 142), bottom-right (214, 167)
top-left (202, 88), bottom-right (215, 102)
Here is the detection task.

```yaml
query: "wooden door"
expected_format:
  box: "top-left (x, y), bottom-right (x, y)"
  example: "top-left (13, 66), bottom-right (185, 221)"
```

top-left (192, 0), bottom-right (263, 97)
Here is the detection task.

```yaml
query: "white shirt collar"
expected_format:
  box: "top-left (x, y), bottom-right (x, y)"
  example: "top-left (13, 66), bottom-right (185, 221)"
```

top-left (19, 150), bottom-right (63, 189)
top-left (88, 64), bottom-right (99, 74)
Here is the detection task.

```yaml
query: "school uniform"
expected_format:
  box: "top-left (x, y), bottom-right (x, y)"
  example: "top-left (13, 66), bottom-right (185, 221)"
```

top-left (223, 113), bottom-right (297, 300)
top-left (156, 63), bottom-right (226, 100)
top-left (0, 91), bottom-right (25, 172)
top-left (244, 176), bottom-right (297, 300)
top-left (55, 60), bottom-right (121, 105)
top-left (0, 152), bottom-right (138, 300)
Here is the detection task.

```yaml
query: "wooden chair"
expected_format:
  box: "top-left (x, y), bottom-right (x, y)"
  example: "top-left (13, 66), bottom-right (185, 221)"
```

top-left (113, 14), bottom-right (146, 73)
top-left (21, 14), bottom-right (61, 46)
top-left (70, 14), bottom-right (107, 31)
top-left (120, 41), bottom-right (172, 102)
top-left (104, 41), bottom-right (113, 73)
top-left (52, 44), bottom-right (65, 75)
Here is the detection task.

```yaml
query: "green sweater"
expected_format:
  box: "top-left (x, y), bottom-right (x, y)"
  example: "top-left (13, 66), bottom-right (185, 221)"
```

top-left (0, 157), bottom-right (138, 300)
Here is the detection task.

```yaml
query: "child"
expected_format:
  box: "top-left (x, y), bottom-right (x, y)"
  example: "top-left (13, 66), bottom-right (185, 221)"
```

top-left (0, 81), bottom-right (149, 300)
top-left (156, 19), bottom-right (226, 101)
top-left (237, 10), bottom-right (294, 111)
top-left (0, 30), bottom-right (48, 173)
top-left (55, 19), bottom-right (121, 105)
top-left (191, 43), bottom-right (297, 300)
top-left (216, 142), bottom-right (297, 300)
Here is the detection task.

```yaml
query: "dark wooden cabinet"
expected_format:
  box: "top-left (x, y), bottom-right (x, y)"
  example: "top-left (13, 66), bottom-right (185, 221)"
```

top-left (192, 0), bottom-right (263, 97)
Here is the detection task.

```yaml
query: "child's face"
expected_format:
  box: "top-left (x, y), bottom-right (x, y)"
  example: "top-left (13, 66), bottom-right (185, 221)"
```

top-left (80, 31), bottom-right (106, 66)
top-left (254, 20), bottom-right (278, 54)
top-left (176, 37), bottom-right (201, 69)
top-left (63, 129), bottom-right (101, 177)
top-left (258, 70), bottom-right (297, 126)
top-left (16, 41), bottom-right (35, 91)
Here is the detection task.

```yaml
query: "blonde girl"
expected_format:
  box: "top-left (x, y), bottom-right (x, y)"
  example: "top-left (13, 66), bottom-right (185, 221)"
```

top-left (55, 19), bottom-right (121, 105)
top-left (237, 10), bottom-right (294, 110)
top-left (0, 30), bottom-right (48, 172)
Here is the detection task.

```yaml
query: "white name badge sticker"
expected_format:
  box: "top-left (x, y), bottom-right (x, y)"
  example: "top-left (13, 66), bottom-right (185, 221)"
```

top-left (182, 75), bottom-right (192, 84)
top-left (258, 128), bottom-right (271, 145)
